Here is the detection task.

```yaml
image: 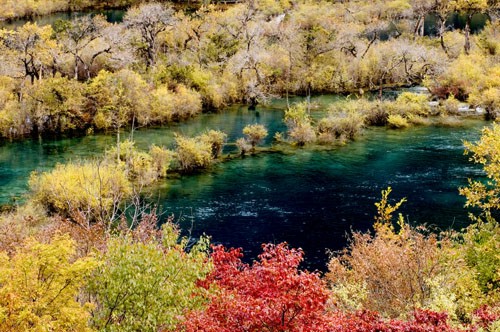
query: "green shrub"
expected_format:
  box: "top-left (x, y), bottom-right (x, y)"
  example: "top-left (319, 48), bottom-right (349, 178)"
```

top-left (88, 223), bottom-right (211, 332)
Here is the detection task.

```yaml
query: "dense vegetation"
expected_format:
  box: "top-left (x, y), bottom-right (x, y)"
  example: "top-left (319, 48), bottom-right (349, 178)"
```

top-left (0, 0), bottom-right (499, 140)
top-left (0, 0), bottom-right (499, 330)
top-left (0, 120), bottom-right (498, 331)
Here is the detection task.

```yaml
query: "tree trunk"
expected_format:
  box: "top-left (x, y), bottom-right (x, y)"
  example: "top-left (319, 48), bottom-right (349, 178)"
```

top-left (116, 128), bottom-right (120, 164)
top-left (464, 15), bottom-right (471, 55)
top-left (74, 55), bottom-right (79, 80)
top-left (438, 16), bottom-right (447, 55)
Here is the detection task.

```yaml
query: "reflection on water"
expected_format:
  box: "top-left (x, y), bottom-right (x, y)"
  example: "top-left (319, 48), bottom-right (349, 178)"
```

top-left (0, 99), bottom-right (487, 270)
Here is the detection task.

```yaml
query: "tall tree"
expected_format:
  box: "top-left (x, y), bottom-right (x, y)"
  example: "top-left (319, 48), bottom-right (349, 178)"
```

top-left (53, 15), bottom-right (110, 80)
top-left (89, 69), bottom-right (151, 158)
top-left (124, 2), bottom-right (175, 67)
top-left (452, 0), bottom-right (489, 54)
top-left (0, 23), bottom-right (55, 83)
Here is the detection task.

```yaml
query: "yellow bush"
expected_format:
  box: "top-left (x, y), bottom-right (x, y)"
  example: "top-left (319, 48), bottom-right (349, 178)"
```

top-left (175, 134), bottom-right (214, 171)
top-left (392, 92), bottom-right (431, 117)
top-left (242, 124), bottom-right (268, 148)
top-left (387, 114), bottom-right (409, 129)
top-left (152, 85), bottom-right (202, 123)
top-left (149, 144), bottom-right (174, 178)
top-left (318, 112), bottom-right (365, 142)
top-left (200, 130), bottom-right (227, 159)
top-left (0, 234), bottom-right (98, 331)
top-left (29, 161), bottom-right (131, 223)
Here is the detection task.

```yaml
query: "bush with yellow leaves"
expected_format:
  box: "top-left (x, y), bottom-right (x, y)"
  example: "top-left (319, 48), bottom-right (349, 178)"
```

top-left (29, 160), bottom-right (131, 224)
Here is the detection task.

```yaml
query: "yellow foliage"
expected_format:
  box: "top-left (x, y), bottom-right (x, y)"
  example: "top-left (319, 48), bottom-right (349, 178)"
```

top-left (175, 133), bottom-right (214, 171)
top-left (151, 84), bottom-right (202, 123)
top-left (387, 114), bottom-right (410, 129)
top-left (392, 92), bottom-right (431, 117)
top-left (29, 161), bottom-right (132, 223)
top-left (243, 124), bottom-right (268, 148)
top-left (460, 123), bottom-right (500, 216)
top-left (0, 234), bottom-right (98, 331)
top-left (374, 187), bottom-right (407, 227)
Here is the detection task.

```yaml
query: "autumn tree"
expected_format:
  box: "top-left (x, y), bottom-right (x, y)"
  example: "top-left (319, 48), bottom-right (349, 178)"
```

top-left (184, 242), bottom-right (332, 332)
top-left (460, 123), bottom-right (500, 217)
top-left (124, 2), bottom-right (175, 67)
top-left (0, 234), bottom-right (98, 331)
top-left (458, 123), bottom-right (500, 298)
top-left (242, 123), bottom-right (268, 149)
top-left (53, 15), bottom-right (111, 80)
top-left (452, 0), bottom-right (489, 54)
top-left (21, 76), bottom-right (86, 135)
top-left (0, 23), bottom-right (55, 83)
top-left (89, 69), bottom-right (151, 158)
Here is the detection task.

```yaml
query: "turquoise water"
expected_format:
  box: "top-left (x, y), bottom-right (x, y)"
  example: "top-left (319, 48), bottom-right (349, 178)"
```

top-left (0, 9), bottom-right (125, 30)
top-left (0, 99), bottom-right (487, 270)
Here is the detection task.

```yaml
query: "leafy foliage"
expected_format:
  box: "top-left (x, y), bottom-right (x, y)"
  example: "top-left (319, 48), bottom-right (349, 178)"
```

top-left (184, 243), bottom-right (332, 332)
top-left (0, 234), bottom-right (98, 331)
top-left (87, 223), bottom-right (211, 332)
top-left (29, 160), bottom-right (132, 225)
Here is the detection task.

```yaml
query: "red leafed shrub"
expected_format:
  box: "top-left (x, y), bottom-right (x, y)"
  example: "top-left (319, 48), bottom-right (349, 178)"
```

top-left (183, 243), bottom-right (332, 332)
top-left (472, 305), bottom-right (500, 330)
top-left (182, 242), bottom-right (490, 332)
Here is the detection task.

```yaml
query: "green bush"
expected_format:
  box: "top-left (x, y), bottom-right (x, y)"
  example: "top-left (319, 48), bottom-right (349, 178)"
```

top-left (87, 223), bottom-right (211, 332)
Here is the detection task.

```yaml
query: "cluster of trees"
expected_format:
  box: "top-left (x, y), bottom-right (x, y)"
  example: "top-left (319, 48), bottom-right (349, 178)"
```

top-left (0, 117), bottom-right (499, 332)
top-left (0, 0), bottom-right (499, 139)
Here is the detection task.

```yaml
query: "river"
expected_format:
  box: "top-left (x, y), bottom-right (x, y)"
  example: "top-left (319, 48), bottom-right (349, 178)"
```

top-left (0, 97), bottom-right (487, 270)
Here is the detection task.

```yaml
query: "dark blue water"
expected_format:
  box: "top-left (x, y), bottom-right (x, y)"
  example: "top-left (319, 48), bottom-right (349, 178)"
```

top-left (0, 100), bottom-right (486, 270)
top-left (154, 116), bottom-right (485, 270)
